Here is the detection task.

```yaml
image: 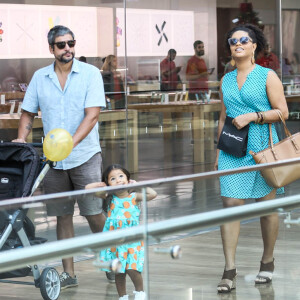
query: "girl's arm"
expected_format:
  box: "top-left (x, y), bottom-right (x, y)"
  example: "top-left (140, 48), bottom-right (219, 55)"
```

top-left (85, 182), bottom-right (107, 198)
top-left (129, 180), bottom-right (157, 202)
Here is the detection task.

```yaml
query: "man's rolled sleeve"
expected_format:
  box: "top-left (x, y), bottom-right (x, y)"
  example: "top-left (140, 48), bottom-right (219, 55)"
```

top-left (21, 72), bottom-right (39, 113)
top-left (85, 67), bottom-right (106, 109)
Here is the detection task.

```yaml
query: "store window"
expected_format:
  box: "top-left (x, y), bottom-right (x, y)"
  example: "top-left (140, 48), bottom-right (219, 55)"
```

top-left (0, 0), bottom-right (299, 173)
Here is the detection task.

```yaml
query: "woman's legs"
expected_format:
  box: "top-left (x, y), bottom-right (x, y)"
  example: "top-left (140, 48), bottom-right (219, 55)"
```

top-left (255, 189), bottom-right (277, 283)
top-left (218, 197), bottom-right (244, 292)
top-left (115, 273), bottom-right (127, 297)
top-left (126, 270), bottom-right (144, 291)
top-left (221, 197), bottom-right (245, 270)
top-left (256, 189), bottom-right (277, 263)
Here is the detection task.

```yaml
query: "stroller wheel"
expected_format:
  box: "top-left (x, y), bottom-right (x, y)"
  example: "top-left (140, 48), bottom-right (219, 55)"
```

top-left (39, 267), bottom-right (61, 300)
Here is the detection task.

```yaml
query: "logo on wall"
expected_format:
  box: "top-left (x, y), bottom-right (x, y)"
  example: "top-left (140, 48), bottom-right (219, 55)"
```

top-left (16, 22), bottom-right (34, 41)
top-left (47, 16), bottom-right (61, 37)
top-left (116, 17), bottom-right (122, 47)
top-left (155, 21), bottom-right (168, 46)
top-left (0, 21), bottom-right (3, 42)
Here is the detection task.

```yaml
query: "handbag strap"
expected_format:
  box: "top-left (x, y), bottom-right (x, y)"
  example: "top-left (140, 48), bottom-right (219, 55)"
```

top-left (273, 109), bottom-right (291, 137)
top-left (268, 109), bottom-right (300, 153)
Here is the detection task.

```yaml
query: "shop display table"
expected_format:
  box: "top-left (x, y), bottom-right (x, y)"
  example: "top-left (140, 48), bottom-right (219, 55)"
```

top-left (128, 100), bottom-right (221, 163)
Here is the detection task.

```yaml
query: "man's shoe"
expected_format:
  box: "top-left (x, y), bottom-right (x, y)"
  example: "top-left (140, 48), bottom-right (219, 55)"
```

top-left (105, 271), bottom-right (115, 283)
top-left (60, 272), bottom-right (78, 290)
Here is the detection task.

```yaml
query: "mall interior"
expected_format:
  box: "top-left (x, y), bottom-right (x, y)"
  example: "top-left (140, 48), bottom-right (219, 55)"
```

top-left (0, 0), bottom-right (300, 300)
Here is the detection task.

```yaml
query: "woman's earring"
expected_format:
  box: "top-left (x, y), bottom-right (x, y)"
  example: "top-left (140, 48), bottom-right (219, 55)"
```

top-left (230, 58), bottom-right (235, 66)
top-left (251, 53), bottom-right (255, 64)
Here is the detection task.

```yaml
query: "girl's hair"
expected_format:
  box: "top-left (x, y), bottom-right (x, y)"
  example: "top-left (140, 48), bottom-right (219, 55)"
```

top-left (102, 164), bottom-right (131, 212)
top-left (225, 24), bottom-right (266, 57)
top-left (101, 54), bottom-right (116, 72)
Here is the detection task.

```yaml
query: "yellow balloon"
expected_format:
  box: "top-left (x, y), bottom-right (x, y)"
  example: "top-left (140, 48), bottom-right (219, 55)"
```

top-left (43, 128), bottom-right (73, 162)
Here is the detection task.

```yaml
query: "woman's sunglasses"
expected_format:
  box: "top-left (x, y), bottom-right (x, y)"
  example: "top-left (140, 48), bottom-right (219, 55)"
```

top-left (228, 36), bottom-right (253, 46)
top-left (53, 40), bottom-right (76, 50)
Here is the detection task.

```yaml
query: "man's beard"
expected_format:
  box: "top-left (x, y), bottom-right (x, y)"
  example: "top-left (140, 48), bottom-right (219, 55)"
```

top-left (57, 52), bottom-right (75, 64)
top-left (197, 50), bottom-right (204, 56)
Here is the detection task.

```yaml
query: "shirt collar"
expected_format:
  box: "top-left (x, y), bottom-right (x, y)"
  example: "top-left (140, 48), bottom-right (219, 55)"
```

top-left (45, 58), bottom-right (80, 78)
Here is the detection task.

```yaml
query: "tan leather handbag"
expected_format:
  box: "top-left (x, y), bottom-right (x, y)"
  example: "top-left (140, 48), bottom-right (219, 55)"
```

top-left (249, 109), bottom-right (300, 188)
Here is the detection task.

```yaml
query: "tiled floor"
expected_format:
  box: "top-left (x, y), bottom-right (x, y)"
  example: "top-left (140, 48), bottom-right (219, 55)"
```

top-left (1, 217), bottom-right (300, 300)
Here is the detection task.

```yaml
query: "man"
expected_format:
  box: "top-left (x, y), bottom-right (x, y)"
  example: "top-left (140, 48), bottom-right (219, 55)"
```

top-left (160, 49), bottom-right (181, 91)
top-left (256, 44), bottom-right (281, 76)
top-left (186, 40), bottom-right (212, 100)
top-left (13, 25), bottom-right (113, 289)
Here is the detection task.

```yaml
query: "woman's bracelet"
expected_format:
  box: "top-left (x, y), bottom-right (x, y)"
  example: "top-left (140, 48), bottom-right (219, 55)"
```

top-left (260, 111), bottom-right (266, 124)
top-left (255, 111), bottom-right (266, 125)
top-left (255, 112), bottom-right (262, 124)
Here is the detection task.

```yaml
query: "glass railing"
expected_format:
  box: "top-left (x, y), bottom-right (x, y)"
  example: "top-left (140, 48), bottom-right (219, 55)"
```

top-left (1, 163), bottom-right (300, 299)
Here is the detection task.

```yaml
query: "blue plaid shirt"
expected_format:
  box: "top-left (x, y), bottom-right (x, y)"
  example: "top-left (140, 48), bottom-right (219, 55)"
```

top-left (22, 58), bottom-right (106, 170)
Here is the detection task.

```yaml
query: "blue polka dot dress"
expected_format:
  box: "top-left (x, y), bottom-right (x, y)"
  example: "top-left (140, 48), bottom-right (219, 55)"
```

top-left (218, 64), bottom-right (284, 199)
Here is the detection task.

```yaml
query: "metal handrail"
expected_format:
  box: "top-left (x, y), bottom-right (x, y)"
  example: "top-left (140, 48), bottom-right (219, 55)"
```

top-left (0, 156), bottom-right (300, 210)
top-left (0, 193), bottom-right (300, 273)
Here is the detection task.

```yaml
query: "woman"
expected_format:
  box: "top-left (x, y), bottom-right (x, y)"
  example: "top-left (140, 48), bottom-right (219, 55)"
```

top-left (215, 24), bottom-right (289, 293)
top-left (101, 55), bottom-right (125, 109)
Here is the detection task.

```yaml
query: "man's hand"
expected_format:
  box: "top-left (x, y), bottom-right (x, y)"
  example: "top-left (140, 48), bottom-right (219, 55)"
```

top-left (12, 138), bottom-right (26, 143)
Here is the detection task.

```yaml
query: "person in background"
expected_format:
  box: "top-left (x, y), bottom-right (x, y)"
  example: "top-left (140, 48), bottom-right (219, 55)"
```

top-left (215, 24), bottom-right (288, 293)
top-left (79, 56), bottom-right (87, 63)
top-left (290, 52), bottom-right (300, 75)
top-left (224, 56), bottom-right (237, 74)
top-left (256, 44), bottom-right (281, 76)
top-left (186, 40), bottom-right (213, 100)
top-left (160, 49), bottom-right (181, 91)
top-left (12, 25), bottom-right (115, 289)
top-left (282, 57), bottom-right (293, 76)
top-left (86, 164), bottom-right (157, 300)
top-left (101, 55), bottom-right (125, 109)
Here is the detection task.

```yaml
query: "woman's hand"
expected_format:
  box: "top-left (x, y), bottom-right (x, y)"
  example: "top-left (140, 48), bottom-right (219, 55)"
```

top-left (214, 158), bottom-right (218, 171)
top-left (232, 112), bottom-right (256, 129)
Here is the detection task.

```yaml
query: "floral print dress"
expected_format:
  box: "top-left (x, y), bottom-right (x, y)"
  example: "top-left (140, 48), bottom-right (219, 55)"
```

top-left (100, 192), bottom-right (144, 273)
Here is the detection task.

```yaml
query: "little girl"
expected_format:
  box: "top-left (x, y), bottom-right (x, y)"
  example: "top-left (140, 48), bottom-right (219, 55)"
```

top-left (85, 164), bottom-right (157, 300)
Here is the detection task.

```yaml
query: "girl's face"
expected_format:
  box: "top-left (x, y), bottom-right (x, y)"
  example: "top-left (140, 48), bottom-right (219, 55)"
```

top-left (107, 169), bottom-right (129, 186)
top-left (230, 30), bottom-right (256, 60)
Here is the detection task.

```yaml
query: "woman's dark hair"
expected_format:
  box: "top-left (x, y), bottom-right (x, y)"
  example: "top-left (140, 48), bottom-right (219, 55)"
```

top-left (225, 24), bottom-right (266, 57)
top-left (102, 164), bottom-right (131, 212)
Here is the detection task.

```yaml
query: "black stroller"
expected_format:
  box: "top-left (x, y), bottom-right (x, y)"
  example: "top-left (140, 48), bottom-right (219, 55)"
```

top-left (0, 142), bottom-right (61, 300)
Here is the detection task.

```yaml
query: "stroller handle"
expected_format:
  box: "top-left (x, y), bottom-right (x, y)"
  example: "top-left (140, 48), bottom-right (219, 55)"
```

top-left (29, 143), bottom-right (43, 148)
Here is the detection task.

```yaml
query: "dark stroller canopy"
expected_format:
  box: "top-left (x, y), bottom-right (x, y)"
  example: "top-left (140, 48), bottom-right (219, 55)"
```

top-left (0, 142), bottom-right (40, 199)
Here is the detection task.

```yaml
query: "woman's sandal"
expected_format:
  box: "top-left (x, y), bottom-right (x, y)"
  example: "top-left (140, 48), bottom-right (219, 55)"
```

top-left (217, 268), bottom-right (237, 293)
top-left (255, 259), bottom-right (274, 284)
